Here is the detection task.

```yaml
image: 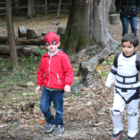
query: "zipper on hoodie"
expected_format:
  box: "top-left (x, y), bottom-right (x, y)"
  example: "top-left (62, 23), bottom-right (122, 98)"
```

top-left (56, 72), bottom-right (60, 83)
top-left (47, 57), bottom-right (52, 87)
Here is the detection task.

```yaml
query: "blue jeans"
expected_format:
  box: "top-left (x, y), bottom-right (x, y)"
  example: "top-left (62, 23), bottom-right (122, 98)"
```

top-left (120, 16), bottom-right (137, 36)
top-left (40, 88), bottom-right (64, 126)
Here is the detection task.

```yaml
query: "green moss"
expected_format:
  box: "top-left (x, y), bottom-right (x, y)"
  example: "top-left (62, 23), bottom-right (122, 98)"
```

top-left (90, 40), bottom-right (95, 46)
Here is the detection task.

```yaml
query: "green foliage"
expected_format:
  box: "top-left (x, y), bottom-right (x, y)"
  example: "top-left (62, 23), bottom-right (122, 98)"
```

top-left (88, 51), bottom-right (96, 55)
top-left (90, 41), bottom-right (95, 46)
top-left (37, 48), bottom-right (46, 56)
top-left (116, 50), bottom-right (120, 53)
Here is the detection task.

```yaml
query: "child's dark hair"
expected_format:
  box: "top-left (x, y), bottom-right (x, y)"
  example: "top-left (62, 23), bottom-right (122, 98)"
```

top-left (122, 33), bottom-right (139, 47)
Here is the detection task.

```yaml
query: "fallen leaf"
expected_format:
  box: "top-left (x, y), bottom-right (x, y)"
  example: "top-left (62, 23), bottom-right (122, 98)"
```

top-left (8, 131), bottom-right (11, 135)
top-left (27, 81), bottom-right (34, 86)
top-left (81, 88), bottom-right (89, 91)
top-left (38, 119), bottom-right (45, 125)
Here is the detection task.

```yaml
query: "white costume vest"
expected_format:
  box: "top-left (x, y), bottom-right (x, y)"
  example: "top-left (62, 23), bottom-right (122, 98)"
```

top-left (105, 52), bottom-right (140, 89)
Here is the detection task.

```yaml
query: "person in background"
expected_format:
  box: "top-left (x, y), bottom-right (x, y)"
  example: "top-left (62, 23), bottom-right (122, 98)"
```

top-left (35, 32), bottom-right (74, 136)
top-left (115, 0), bottom-right (140, 36)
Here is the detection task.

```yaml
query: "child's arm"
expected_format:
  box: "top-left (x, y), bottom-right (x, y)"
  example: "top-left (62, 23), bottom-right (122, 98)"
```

top-left (61, 54), bottom-right (74, 93)
top-left (105, 66), bottom-right (117, 88)
top-left (37, 57), bottom-right (44, 86)
top-left (105, 54), bottom-right (120, 88)
top-left (35, 57), bottom-right (44, 93)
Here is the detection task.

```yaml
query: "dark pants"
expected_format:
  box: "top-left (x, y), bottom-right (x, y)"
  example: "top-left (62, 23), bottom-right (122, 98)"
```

top-left (40, 87), bottom-right (64, 126)
top-left (120, 16), bottom-right (137, 36)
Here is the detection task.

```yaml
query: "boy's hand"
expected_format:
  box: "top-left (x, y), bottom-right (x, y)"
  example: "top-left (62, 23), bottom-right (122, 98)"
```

top-left (64, 85), bottom-right (70, 93)
top-left (35, 86), bottom-right (41, 94)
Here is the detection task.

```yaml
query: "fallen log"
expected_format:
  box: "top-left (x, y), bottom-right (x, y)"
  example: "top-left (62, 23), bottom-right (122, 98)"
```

top-left (0, 36), bottom-right (44, 45)
top-left (0, 45), bottom-right (39, 55)
top-left (78, 40), bottom-right (121, 86)
top-left (15, 38), bottom-right (44, 45)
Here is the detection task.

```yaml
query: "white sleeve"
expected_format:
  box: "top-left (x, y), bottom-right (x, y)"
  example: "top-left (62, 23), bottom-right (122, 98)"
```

top-left (105, 65), bottom-right (117, 88)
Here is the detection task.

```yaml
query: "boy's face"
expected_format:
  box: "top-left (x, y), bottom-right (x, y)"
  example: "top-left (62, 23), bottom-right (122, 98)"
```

top-left (44, 32), bottom-right (60, 54)
top-left (122, 41), bottom-right (138, 56)
top-left (45, 42), bottom-right (60, 54)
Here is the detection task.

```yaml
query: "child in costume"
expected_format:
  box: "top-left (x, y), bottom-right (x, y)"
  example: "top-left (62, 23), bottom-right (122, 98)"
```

top-left (105, 33), bottom-right (140, 140)
top-left (35, 32), bottom-right (74, 136)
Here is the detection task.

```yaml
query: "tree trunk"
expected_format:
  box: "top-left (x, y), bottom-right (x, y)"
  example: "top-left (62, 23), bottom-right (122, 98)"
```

top-left (15, 0), bottom-right (19, 13)
top-left (62, 0), bottom-right (91, 54)
top-left (110, 0), bottom-right (117, 14)
top-left (45, 0), bottom-right (47, 15)
top-left (57, 0), bottom-right (62, 17)
top-left (28, 0), bottom-right (35, 18)
top-left (64, 0), bottom-right (120, 86)
top-left (6, 0), bottom-right (19, 68)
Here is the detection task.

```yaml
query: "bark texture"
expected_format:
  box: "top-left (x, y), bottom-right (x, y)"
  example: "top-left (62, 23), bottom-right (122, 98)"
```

top-left (28, 0), bottom-right (35, 18)
top-left (63, 0), bottom-right (92, 54)
top-left (57, 0), bottom-right (62, 17)
top-left (65, 0), bottom-right (120, 86)
top-left (6, 0), bottom-right (19, 68)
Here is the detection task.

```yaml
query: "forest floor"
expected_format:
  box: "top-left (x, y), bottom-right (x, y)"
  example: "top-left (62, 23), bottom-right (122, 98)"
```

top-left (0, 14), bottom-right (140, 140)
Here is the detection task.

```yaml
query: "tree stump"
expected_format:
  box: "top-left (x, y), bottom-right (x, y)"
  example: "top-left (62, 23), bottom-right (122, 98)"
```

top-left (18, 26), bottom-right (27, 38)
top-left (57, 27), bottom-right (66, 35)
top-left (27, 29), bottom-right (40, 39)
top-left (109, 14), bottom-right (120, 25)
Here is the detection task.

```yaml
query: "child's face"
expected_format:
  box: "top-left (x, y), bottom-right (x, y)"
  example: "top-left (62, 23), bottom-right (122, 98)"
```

top-left (45, 42), bottom-right (60, 54)
top-left (122, 41), bottom-right (138, 56)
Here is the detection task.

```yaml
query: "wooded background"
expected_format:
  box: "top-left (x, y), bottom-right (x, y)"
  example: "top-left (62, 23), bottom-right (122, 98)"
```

top-left (0, 0), bottom-right (71, 16)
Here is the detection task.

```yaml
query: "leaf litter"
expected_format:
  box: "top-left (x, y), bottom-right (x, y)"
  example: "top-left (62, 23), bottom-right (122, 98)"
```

top-left (0, 14), bottom-right (140, 140)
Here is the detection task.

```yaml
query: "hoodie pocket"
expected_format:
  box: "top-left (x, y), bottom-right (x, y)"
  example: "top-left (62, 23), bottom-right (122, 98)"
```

top-left (56, 72), bottom-right (60, 83)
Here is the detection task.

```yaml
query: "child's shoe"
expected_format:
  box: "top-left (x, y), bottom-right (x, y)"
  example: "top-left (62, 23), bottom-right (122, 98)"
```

top-left (128, 136), bottom-right (136, 140)
top-left (53, 125), bottom-right (64, 136)
top-left (111, 130), bottom-right (123, 140)
top-left (44, 123), bottom-right (55, 133)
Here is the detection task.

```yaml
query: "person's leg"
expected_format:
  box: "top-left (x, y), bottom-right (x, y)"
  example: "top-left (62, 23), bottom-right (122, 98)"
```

top-left (127, 89), bottom-right (139, 138)
top-left (51, 91), bottom-right (64, 136)
top-left (111, 88), bottom-right (126, 135)
top-left (51, 90), bottom-right (64, 126)
top-left (129, 17), bottom-right (137, 35)
top-left (40, 88), bottom-right (55, 124)
top-left (120, 17), bottom-right (129, 36)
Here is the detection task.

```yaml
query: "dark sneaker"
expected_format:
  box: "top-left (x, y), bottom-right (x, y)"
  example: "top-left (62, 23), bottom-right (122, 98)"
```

top-left (53, 125), bottom-right (64, 136)
top-left (44, 123), bottom-right (55, 133)
top-left (111, 130), bottom-right (123, 140)
top-left (128, 136), bottom-right (136, 140)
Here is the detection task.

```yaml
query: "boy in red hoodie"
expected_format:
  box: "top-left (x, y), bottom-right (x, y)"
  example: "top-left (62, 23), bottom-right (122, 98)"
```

top-left (35, 32), bottom-right (74, 136)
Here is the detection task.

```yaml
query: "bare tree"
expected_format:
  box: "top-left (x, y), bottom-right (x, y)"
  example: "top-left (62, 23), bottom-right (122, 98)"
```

top-left (6, 0), bottom-right (19, 68)
top-left (28, 0), bottom-right (35, 18)
top-left (57, 0), bottom-right (62, 17)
